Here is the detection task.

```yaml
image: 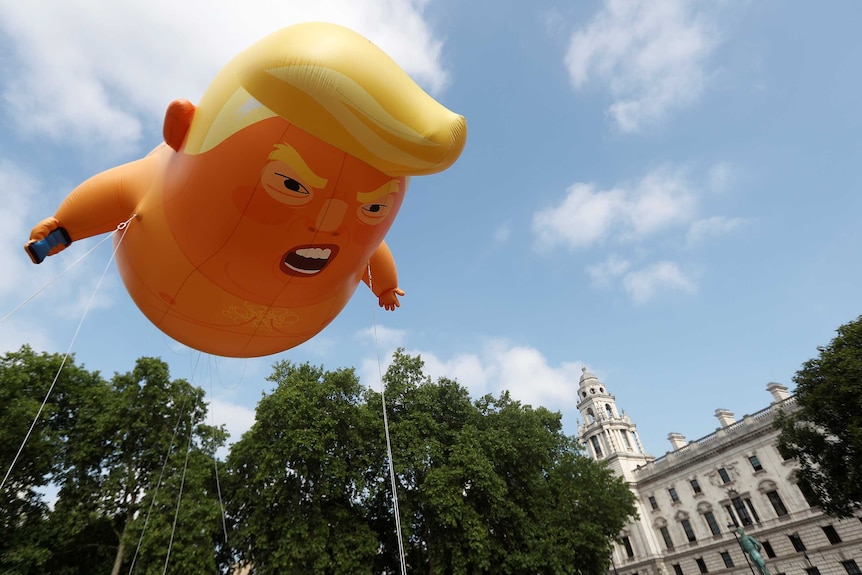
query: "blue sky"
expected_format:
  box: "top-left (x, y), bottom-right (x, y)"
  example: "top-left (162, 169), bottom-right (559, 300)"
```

top-left (1, 0), bottom-right (860, 456)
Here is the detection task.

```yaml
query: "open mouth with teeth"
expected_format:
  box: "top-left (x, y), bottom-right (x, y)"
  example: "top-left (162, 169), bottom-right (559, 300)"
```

top-left (280, 244), bottom-right (339, 277)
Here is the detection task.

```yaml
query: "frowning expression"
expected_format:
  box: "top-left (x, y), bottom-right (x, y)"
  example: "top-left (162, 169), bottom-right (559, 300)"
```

top-left (259, 144), bottom-right (401, 279)
top-left (164, 119), bottom-right (406, 303)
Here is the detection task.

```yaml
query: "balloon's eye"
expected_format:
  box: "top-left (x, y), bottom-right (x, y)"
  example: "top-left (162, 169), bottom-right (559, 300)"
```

top-left (357, 202), bottom-right (391, 225)
top-left (279, 175), bottom-right (309, 195)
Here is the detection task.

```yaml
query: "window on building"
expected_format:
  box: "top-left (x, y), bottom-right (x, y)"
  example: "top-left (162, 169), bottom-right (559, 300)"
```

top-left (805, 568), bottom-right (821, 575)
top-left (822, 525), bottom-right (842, 545)
top-left (720, 552), bottom-right (734, 568)
top-left (725, 505), bottom-right (739, 527)
top-left (649, 496), bottom-right (659, 510)
top-left (590, 436), bottom-right (603, 458)
top-left (761, 540), bottom-right (776, 558)
top-left (587, 408), bottom-right (596, 423)
top-left (681, 519), bottom-right (697, 542)
top-left (748, 455), bottom-right (763, 472)
top-left (669, 487), bottom-right (680, 503)
top-left (798, 482), bottom-right (819, 508)
top-left (621, 536), bottom-right (634, 558)
top-left (718, 468), bottom-right (731, 483)
top-left (660, 526), bottom-right (674, 550)
top-left (690, 478), bottom-right (702, 494)
top-left (745, 498), bottom-right (761, 523)
top-left (842, 560), bottom-right (861, 575)
top-left (621, 430), bottom-right (633, 451)
top-left (703, 511), bottom-right (721, 536)
top-left (672, 563), bottom-right (683, 575)
top-left (766, 490), bottom-right (788, 517)
top-left (695, 557), bottom-right (708, 574)
top-left (788, 533), bottom-right (806, 552)
top-left (732, 496), bottom-right (754, 526)
top-left (606, 404), bottom-right (613, 418)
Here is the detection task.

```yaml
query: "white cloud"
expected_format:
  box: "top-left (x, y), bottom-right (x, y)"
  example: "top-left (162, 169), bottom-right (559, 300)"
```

top-left (588, 256), bottom-right (696, 304)
top-left (628, 168), bottom-right (697, 236)
top-left (686, 216), bottom-right (747, 246)
top-left (532, 167), bottom-right (696, 249)
top-left (0, 1), bottom-right (450, 154)
top-left (587, 256), bottom-right (631, 287)
top-left (622, 261), bottom-right (695, 304)
top-left (565, 0), bottom-right (719, 132)
top-left (0, 161), bottom-right (40, 298)
top-left (356, 324), bottom-right (408, 350)
top-left (0, 316), bottom-right (54, 355)
top-left (209, 397), bottom-right (257, 445)
top-left (361, 337), bottom-right (585, 410)
top-left (533, 183), bottom-right (627, 249)
top-left (533, 163), bottom-right (743, 304)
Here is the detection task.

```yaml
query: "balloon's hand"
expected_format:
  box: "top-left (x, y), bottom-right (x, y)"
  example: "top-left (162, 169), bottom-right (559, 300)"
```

top-left (25, 218), bottom-right (71, 264)
top-left (378, 288), bottom-right (405, 311)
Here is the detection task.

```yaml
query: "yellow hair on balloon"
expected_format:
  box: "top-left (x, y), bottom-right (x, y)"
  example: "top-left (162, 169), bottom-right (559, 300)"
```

top-left (183, 22), bottom-right (467, 176)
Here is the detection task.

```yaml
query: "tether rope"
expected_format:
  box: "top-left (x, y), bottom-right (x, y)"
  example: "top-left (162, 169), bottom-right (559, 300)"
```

top-left (127, 352), bottom-right (201, 575)
top-left (163, 394), bottom-right (196, 575)
top-left (0, 216), bottom-right (136, 494)
top-left (367, 264), bottom-right (408, 575)
top-left (206, 356), bottom-right (229, 543)
top-left (0, 232), bottom-right (118, 325)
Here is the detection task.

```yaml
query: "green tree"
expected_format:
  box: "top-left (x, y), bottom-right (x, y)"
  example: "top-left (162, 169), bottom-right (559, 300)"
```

top-left (226, 350), bottom-right (637, 575)
top-left (0, 346), bottom-right (104, 574)
top-left (776, 315), bottom-right (862, 517)
top-left (226, 361), bottom-right (380, 575)
top-left (119, 423), bottom-right (229, 575)
top-left (47, 356), bottom-right (227, 575)
top-left (370, 350), bottom-right (637, 575)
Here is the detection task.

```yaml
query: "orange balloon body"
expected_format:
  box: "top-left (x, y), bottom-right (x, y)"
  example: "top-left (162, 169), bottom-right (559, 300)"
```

top-left (117, 120), bottom-right (404, 356)
top-left (25, 23), bottom-right (466, 358)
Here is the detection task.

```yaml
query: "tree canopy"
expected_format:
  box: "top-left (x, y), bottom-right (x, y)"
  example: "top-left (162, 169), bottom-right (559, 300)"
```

top-left (2, 346), bottom-right (636, 574)
top-left (776, 315), bottom-right (862, 518)
top-left (227, 349), bottom-right (637, 575)
top-left (0, 347), bottom-right (226, 575)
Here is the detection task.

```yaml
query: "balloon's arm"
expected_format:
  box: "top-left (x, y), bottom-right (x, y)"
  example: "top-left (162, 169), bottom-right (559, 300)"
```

top-left (362, 241), bottom-right (404, 311)
top-left (25, 153), bottom-right (159, 264)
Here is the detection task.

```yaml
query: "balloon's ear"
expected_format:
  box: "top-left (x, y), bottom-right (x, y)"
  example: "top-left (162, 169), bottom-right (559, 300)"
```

top-left (163, 99), bottom-right (196, 151)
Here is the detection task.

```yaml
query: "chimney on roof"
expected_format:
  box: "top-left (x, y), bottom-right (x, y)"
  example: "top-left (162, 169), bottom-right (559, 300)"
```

top-left (715, 409), bottom-right (736, 428)
top-left (668, 432), bottom-right (687, 450)
top-left (766, 382), bottom-right (790, 403)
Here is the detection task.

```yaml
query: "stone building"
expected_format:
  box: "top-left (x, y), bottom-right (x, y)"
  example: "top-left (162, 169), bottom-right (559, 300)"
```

top-left (575, 368), bottom-right (862, 575)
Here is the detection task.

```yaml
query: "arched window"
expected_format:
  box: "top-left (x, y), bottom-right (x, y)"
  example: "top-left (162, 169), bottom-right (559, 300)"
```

top-left (605, 403), bottom-right (614, 418)
top-left (587, 408), bottom-right (596, 423)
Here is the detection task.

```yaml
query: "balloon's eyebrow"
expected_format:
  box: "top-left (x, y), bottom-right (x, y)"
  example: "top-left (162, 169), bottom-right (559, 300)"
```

top-left (358, 180), bottom-right (400, 203)
top-left (268, 144), bottom-right (328, 188)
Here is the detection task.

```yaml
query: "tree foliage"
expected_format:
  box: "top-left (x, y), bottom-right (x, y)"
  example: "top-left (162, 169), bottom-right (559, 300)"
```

top-left (0, 346), bottom-right (104, 573)
top-left (3, 345), bottom-right (636, 574)
top-left (226, 361), bottom-right (380, 575)
top-left (776, 315), bottom-right (862, 518)
top-left (0, 348), bottom-right (226, 574)
top-left (228, 349), bottom-right (637, 575)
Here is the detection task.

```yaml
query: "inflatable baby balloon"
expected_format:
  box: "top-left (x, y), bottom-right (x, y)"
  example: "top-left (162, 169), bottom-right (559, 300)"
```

top-left (25, 22), bottom-right (466, 358)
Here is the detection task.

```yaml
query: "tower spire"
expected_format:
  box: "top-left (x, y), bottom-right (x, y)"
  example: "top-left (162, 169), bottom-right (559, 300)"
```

top-left (576, 367), bottom-right (653, 479)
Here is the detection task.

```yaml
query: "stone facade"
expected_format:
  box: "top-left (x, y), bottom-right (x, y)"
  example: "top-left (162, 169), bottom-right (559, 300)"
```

top-left (576, 369), bottom-right (862, 575)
